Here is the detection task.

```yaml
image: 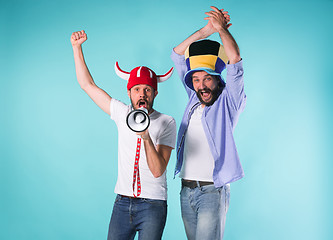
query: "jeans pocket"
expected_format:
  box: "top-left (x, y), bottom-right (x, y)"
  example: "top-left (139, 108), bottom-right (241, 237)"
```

top-left (142, 198), bottom-right (167, 207)
top-left (200, 184), bottom-right (218, 194)
top-left (114, 194), bottom-right (122, 204)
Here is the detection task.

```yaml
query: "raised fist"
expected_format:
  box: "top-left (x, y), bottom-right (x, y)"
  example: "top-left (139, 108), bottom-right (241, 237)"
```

top-left (71, 30), bottom-right (87, 46)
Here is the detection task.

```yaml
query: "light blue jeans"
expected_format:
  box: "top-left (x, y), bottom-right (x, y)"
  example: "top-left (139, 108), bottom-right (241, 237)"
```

top-left (180, 183), bottom-right (230, 240)
top-left (107, 195), bottom-right (167, 240)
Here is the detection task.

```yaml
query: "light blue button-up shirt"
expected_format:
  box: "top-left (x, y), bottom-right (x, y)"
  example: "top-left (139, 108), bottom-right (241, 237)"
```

top-left (171, 49), bottom-right (246, 187)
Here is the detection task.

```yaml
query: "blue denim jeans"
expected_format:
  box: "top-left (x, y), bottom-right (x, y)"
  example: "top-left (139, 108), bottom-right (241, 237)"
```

top-left (180, 183), bottom-right (230, 240)
top-left (107, 195), bottom-right (167, 240)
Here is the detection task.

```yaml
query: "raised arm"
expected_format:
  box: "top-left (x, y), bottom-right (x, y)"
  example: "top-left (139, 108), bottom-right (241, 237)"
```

top-left (174, 7), bottom-right (232, 56)
top-left (204, 6), bottom-right (241, 64)
top-left (71, 30), bottom-right (111, 115)
top-left (173, 22), bottom-right (214, 56)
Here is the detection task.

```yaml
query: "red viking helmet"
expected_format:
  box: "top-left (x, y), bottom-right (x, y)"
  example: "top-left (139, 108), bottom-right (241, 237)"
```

top-left (115, 62), bottom-right (173, 91)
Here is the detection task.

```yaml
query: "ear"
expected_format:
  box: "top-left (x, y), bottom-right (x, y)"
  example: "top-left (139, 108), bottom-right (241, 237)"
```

top-left (127, 89), bottom-right (131, 98)
top-left (154, 90), bottom-right (158, 98)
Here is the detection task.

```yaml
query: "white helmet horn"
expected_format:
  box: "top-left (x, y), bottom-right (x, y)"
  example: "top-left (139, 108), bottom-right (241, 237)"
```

top-left (157, 67), bottom-right (174, 83)
top-left (115, 62), bottom-right (130, 81)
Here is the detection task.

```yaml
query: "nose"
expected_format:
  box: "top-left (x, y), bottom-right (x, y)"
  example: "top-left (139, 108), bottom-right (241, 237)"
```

top-left (198, 80), bottom-right (206, 90)
top-left (139, 89), bottom-right (147, 97)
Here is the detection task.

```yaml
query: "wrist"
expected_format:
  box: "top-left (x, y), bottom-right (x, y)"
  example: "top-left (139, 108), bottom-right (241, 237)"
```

top-left (140, 131), bottom-right (151, 141)
top-left (199, 26), bottom-right (213, 38)
top-left (72, 44), bottom-right (82, 51)
top-left (217, 26), bottom-right (228, 35)
top-left (141, 135), bottom-right (150, 141)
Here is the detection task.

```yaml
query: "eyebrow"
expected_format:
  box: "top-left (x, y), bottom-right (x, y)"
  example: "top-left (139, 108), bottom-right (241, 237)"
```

top-left (192, 74), bottom-right (211, 79)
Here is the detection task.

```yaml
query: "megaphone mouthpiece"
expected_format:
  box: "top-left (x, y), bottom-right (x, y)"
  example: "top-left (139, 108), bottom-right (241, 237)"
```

top-left (134, 112), bottom-right (146, 124)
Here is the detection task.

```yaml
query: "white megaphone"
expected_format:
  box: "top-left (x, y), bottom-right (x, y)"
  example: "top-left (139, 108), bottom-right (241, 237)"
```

top-left (126, 107), bottom-right (150, 132)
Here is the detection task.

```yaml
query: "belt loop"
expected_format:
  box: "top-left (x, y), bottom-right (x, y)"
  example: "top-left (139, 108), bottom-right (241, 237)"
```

top-left (196, 181), bottom-right (200, 188)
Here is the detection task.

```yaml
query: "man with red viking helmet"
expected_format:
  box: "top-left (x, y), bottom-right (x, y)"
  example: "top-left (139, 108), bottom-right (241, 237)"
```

top-left (71, 30), bottom-right (176, 240)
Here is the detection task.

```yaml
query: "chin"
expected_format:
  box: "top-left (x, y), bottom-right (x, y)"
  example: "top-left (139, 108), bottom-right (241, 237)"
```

top-left (198, 96), bottom-right (216, 106)
top-left (196, 88), bottom-right (221, 106)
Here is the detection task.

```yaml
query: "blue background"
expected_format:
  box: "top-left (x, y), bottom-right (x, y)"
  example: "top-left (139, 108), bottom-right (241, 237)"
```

top-left (1, 0), bottom-right (333, 239)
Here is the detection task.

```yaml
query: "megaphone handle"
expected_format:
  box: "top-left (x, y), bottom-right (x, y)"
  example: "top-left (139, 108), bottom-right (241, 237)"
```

top-left (132, 138), bottom-right (142, 198)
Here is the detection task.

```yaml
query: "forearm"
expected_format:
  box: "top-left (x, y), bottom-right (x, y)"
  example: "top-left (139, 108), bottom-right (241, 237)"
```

top-left (72, 45), bottom-right (96, 90)
top-left (72, 44), bottom-right (112, 115)
top-left (142, 137), bottom-right (168, 178)
top-left (218, 28), bottom-right (241, 64)
top-left (174, 26), bottom-right (213, 55)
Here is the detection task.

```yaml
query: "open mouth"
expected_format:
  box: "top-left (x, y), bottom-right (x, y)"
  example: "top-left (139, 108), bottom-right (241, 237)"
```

top-left (138, 100), bottom-right (147, 108)
top-left (199, 89), bottom-right (212, 101)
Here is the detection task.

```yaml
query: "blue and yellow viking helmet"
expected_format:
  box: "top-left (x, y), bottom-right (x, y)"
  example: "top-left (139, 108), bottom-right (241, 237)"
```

top-left (184, 39), bottom-right (228, 90)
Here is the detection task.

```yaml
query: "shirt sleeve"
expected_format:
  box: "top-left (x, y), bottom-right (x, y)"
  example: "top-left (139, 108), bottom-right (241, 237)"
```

top-left (156, 117), bottom-right (177, 149)
top-left (170, 49), bottom-right (193, 97)
top-left (223, 60), bottom-right (246, 129)
top-left (225, 60), bottom-right (246, 112)
top-left (110, 98), bottom-right (130, 123)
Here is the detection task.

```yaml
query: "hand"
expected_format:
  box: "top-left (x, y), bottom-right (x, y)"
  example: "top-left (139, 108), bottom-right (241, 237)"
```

top-left (201, 19), bottom-right (216, 38)
top-left (136, 129), bottom-right (150, 140)
top-left (71, 30), bottom-right (87, 47)
top-left (204, 6), bottom-right (232, 32)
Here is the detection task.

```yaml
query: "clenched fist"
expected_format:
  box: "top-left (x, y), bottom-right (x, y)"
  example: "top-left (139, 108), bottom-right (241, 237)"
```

top-left (71, 30), bottom-right (87, 47)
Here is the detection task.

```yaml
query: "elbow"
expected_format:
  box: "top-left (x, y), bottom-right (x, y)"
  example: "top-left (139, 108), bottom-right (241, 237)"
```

top-left (152, 171), bottom-right (163, 178)
top-left (80, 84), bottom-right (88, 91)
top-left (228, 48), bottom-right (241, 64)
top-left (152, 168), bottom-right (166, 178)
top-left (229, 55), bottom-right (241, 65)
top-left (80, 82), bottom-right (94, 92)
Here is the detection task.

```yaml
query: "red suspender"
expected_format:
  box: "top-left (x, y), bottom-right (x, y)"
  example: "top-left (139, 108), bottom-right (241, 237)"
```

top-left (132, 137), bottom-right (142, 197)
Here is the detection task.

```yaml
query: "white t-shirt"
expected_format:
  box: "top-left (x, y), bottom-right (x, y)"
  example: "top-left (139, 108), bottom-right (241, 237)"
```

top-left (180, 105), bottom-right (215, 182)
top-left (110, 98), bottom-right (177, 200)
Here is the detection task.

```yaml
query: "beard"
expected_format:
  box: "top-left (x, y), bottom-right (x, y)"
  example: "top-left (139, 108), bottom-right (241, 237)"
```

top-left (196, 85), bottom-right (222, 106)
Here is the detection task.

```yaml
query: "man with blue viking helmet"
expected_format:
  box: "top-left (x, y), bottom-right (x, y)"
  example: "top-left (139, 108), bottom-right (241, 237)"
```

top-left (171, 6), bottom-right (246, 240)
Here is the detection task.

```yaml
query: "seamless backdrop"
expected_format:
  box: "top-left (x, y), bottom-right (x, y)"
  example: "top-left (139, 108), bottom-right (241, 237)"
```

top-left (1, 0), bottom-right (333, 239)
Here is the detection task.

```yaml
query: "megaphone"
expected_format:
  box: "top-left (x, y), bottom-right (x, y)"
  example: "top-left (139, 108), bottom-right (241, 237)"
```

top-left (126, 107), bottom-right (150, 132)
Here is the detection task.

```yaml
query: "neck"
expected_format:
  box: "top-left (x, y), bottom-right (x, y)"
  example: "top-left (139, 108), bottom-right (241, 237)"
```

top-left (148, 109), bottom-right (155, 115)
